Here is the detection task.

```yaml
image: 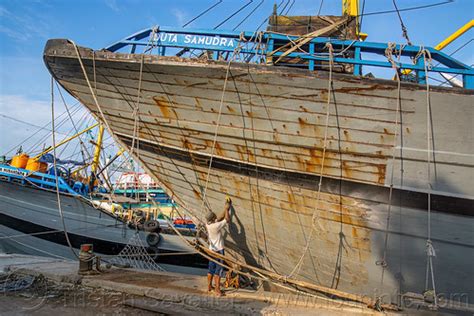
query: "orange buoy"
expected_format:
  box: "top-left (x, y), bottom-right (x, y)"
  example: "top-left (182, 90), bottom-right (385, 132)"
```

top-left (25, 158), bottom-right (48, 173)
top-left (11, 153), bottom-right (29, 169)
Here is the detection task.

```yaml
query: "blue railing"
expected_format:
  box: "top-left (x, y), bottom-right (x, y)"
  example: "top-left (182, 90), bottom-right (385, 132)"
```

top-left (0, 164), bottom-right (78, 196)
top-left (104, 26), bottom-right (474, 89)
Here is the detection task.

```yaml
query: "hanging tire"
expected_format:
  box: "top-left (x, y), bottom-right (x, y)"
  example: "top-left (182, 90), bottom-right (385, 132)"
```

top-left (146, 232), bottom-right (161, 247)
top-left (143, 220), bottom-right (161, 233)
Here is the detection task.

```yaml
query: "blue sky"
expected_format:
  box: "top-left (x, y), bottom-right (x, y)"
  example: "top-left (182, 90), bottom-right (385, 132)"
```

top-left (0, 0), bottom-right (473, 157)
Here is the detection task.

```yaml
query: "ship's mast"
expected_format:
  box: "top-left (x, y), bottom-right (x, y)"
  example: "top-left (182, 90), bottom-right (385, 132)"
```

top-left (91, 124), bottom-right (105, 175)
top-left (342, 0), bottom-right (367, 40)
top-left (342, 0), bottom-right (359, 17)
top-left (87, 123), bottom-right (105, 191)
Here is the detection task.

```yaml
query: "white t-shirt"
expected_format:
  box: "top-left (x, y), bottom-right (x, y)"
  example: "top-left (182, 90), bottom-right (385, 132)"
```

top-left (206, 219), bottom-right (227, 252)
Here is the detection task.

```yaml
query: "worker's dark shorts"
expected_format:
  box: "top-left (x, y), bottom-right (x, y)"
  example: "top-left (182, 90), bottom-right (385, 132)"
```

top-left (208, 249), bottom-right (225, 277)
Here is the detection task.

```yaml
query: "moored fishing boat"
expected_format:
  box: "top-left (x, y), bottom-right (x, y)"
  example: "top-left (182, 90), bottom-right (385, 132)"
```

top-left (43, 4), bottom-right (473, 309)
top-left (0, 130), bottom-right (206, 270)
top-left (93, 171), bottom-right (196, 230)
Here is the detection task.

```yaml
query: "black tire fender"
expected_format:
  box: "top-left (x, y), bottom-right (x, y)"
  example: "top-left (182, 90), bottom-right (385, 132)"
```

top-left (146, 232), bottom-right (161, 247)
top-left (143, 220), bottom-right (161, 233)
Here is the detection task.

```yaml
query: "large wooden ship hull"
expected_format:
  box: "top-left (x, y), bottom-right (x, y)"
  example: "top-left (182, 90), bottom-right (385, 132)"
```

top-left (44, 39), bottom-right (473, 304)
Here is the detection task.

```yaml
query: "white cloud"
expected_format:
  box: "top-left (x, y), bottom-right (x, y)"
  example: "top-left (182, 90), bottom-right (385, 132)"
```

top-left (104, 0), bottom-right (120, 12)
top-left (0, 94), bottom-right (91, 157)
top-left (0, 25), bottom-right (25, 41)
top-left (171, 8), bottom-right (188, 27)
top-left (0, 94), bottom-right (51, 123)
top-left (0, 6), bottom-right (9, 17)
top-left (0, 4), bottom-right (51, 41)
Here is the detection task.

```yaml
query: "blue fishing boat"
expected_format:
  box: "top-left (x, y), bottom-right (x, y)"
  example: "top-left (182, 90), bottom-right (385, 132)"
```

top-left (0, 132), bottom-right (206, 269)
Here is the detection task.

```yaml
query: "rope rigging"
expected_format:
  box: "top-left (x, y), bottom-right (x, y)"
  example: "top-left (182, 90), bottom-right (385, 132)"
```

top-left (182, 0), bottom-right (223, 28)
top-left (50, 75), bottom-right (80, 260)
top-left (378, 42), bottom-right (404, 287)
top-left (317, 0), bottom-right (324, 16)
top-left (286, 42), bottom-right (334, 279)
top-left (278, 0), bottom-right (291, 15)
top-left (357, 0), bottom-right (454, 18)
top-left (359, 0), bottom-right (366, 34)
top-left (421, 48), bottom-right (438, 308)
top-left (26, 105), bottom-right (89, 155)
top-left (392, 0), bottom-right (412, 45)
top-left (0, 114), bottom-right (70, 136)
top-left (214, 0), bottom-right (254, 30)
top-left (252, 0), bottom-right (285, 32)
top-left (199, 59), bottom-right (233, 216)
top-left (55, 83), bottom-right (93, 165)
top-left (283, 0), bottom-right (295, 15)
top-left (432, 38), bottom-right (473, 86)
top-left (233, 0), bottom-right (264, 31)
top-left (3, 102), bottom-right (83, 156)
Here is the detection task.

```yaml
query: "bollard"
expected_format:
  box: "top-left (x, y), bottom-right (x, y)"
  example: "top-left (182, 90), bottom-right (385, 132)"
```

top-left (78, 244), bottom-right (94, 274)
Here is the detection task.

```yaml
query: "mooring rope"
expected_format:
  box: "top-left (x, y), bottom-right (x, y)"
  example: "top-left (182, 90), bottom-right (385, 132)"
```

top-left (197, 36), bottom-right (247, 218)
top-left (54, 82), bottom-right (92, 167)
top-left (50, 75), bottom-right (80, 260)
top-left (287, 42), bottom-right (334, 279)
top-left (421, 48), bottom-right (438, 308)
top-left (72, 41), bottom-right (116, 146)
top-left (378, 42), bottom-right (404, 286)
top-left (199, 60), bottom-right (233, 216)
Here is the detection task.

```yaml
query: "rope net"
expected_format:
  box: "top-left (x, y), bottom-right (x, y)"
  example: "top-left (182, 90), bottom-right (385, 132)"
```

top-left (109, 233), bottom-right (165, 271)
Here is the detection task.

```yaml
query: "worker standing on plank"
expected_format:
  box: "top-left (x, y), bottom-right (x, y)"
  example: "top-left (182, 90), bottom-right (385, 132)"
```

top-left (205, 198), bottom-right (232, 296)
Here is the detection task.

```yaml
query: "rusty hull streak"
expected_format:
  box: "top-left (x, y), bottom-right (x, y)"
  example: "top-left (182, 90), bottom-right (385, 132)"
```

top-left (59, 70), bottom-right (415, 124)
top-left (152, 96), bottom-right (178, 120)
top-left (95, 113), bottom-right (390, 184)
top-left (51, 59), bottom-right (417, 116)
top-left (89, 104), bottom-right (397, 149)
top-left (139, 148), bottom-right (374, 259)
top-left (94, 106), bottom-right (396, 152)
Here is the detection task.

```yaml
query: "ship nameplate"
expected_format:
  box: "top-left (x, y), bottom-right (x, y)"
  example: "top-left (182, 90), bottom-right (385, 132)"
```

top-left (152, 32), bottom-right (236, 50)
top-left (0, 166), bottom-right (28, 177)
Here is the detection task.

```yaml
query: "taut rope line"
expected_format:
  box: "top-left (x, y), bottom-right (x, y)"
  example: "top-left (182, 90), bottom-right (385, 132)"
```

top-left (421, 48), bottom-right (438, 308)
top-left (378, 42), bottom-right (403, 286)
top-left (199, 59), bottom-right (233, 215)
top-left (287, 42), bottom-right (334, 279)
top-left (50, 75), bottom-right (80, 260)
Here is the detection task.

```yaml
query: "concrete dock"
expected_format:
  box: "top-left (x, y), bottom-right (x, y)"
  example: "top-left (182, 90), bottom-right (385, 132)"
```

top-left (0, 254), bottom-right (388, 315)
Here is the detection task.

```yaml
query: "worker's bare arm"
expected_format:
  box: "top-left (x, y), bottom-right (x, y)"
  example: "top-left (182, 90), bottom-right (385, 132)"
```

top-left (217, 198), bottom-right (232, 222)
top-left (224, 200), bottom-right (231, 223)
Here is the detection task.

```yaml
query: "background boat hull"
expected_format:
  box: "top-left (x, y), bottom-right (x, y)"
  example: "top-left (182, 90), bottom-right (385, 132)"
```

top-left (0, 181), bottom-right (206, 269)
